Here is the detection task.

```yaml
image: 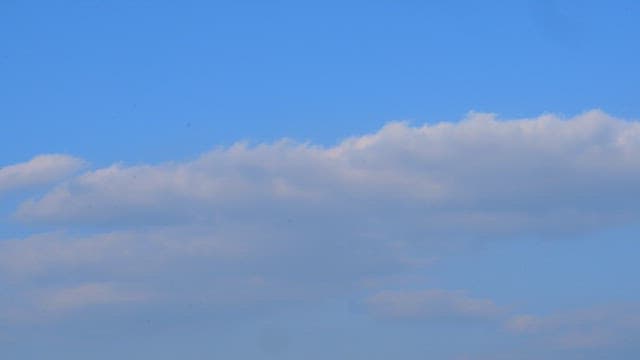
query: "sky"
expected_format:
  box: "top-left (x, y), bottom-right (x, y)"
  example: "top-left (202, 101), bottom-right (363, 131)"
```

top-left (1, 0), bottom-right (640, 359)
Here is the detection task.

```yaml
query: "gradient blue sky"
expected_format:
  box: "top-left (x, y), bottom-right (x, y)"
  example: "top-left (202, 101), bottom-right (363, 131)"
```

top-left (2, 0), bottom-right (640, 359)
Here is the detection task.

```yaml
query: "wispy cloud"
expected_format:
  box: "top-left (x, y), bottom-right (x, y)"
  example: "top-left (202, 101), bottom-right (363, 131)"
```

top-left (507, 305), bottom-right (640, 349)
top-left (365, 289), bottom-right (502, 320)
top-left (37, 282), bottom-right (148, 312)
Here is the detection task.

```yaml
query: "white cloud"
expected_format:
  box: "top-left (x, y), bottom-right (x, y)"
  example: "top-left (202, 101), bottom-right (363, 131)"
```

top-left (0, 154), bottom-right (85, 194)
top-left (365, 289), bottom-right (502, 320)
top-left (3, 110), bottom-right (640, 324)
top-left (13, 110), bottom-right (640, 240)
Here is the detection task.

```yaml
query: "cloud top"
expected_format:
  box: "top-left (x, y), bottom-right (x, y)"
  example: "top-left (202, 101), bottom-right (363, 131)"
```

top-left (0, 154), bottom-right (85, 194)
top-left (14, 110), bottom-right (640, 240)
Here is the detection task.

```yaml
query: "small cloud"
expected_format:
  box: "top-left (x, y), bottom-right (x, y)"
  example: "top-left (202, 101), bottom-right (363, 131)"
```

top-left (0, 154), bottom-right (85, 194)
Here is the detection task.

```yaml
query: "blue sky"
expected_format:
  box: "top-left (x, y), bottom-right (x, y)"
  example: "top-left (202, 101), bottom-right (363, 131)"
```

top-left (2, 0), bottom-right (640, 359)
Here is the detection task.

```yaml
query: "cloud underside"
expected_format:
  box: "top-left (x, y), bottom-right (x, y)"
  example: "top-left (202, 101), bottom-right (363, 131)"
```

top-left (2, 110), bottom-right (640, 350)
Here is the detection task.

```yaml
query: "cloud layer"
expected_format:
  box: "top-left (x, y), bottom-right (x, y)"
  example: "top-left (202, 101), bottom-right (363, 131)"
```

top-left (2, 110), bottom-right (640, 356)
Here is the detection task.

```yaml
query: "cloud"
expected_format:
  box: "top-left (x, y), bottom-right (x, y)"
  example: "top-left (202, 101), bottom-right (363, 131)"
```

top-left (13, 110), bottom-right (640, 241)
top-left (0, 282), bottom-right (148, 323)
top-left (2, 110), bottom-right (640, 325)
top-left (365, 289), bottom-right (502, 320)
top-left (36, 282), bottom-right (148, 312)
top-left (0, 224), bottom-right (408, 316)
top-left (0, 154), bottom-right (85, 194)
top-left (0, 228), bottom-right (254, 278)
top-left (506, 305), bottom-right (640, 349)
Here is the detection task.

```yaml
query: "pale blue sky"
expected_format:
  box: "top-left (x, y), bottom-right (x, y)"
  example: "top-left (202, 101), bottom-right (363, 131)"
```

top-left (2, 1), bottom-right (640, 359)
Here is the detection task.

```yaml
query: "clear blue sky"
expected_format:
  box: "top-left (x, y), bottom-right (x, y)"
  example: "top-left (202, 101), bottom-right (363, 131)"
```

top-left (3, 0), bottom-right (640, 163)
top-left (2, 0), bottom-right (640, 359)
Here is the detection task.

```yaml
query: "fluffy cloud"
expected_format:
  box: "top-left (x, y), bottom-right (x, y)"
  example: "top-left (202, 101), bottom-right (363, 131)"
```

top-left (0, 154), bottom-right (85, 194)
top-left (2, 110), bottom-right (640, 324)
top-left (365, 289), bottom-right (502, 320)
top-left (14, 110), bottom-right (640, 240)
